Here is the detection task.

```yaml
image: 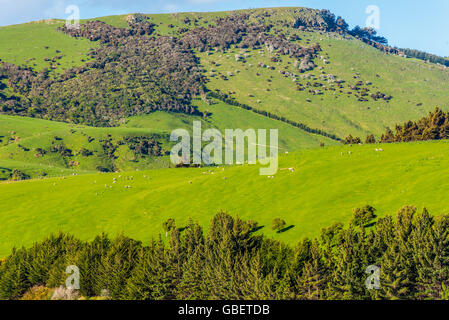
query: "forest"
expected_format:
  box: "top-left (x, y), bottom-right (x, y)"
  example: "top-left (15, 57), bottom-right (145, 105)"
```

top-left (1, 207), bottom-right (449, 300)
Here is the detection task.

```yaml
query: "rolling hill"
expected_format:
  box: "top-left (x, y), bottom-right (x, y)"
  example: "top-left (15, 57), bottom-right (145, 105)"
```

top-left (1, 7), bottom-right (449, 258)
top-left (1, 140), bottom-right (449, 256)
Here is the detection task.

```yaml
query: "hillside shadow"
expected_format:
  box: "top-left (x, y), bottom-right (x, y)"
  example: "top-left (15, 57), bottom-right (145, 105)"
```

top-left (252, 225), bottom-right (265, 233)
top-left (278, 225), bottom-right (295, 234)
top-left (364, 221), bottom-right (377, 229)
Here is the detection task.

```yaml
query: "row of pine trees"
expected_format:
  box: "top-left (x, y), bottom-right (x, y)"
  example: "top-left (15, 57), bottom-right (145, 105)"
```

top-left (381, 107), bottom-right (449, 143)
top-left (1, 208), bottom-right (449, 300)
top-left (344, 107), bottom-right (449, 145)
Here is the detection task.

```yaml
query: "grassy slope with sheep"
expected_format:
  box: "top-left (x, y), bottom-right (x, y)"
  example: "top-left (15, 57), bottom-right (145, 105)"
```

top-left (1, 8), bottom-right (449, 140)
top-left (1, 140), bottom-right (449, 257)
top-left (1, 8), bottom-right (449, 257)
top-left (0, 98), bottom-right (334, 179)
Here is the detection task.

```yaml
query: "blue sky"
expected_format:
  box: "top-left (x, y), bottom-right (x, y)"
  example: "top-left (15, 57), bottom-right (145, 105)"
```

top-left (1, 0), bottom-right (448, 56)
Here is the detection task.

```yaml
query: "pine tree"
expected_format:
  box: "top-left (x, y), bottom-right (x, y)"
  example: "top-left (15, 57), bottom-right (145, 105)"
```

top-left (379, 206), bottom-right (416, 299)
top-left (295, 241), bottom-right (326, 300)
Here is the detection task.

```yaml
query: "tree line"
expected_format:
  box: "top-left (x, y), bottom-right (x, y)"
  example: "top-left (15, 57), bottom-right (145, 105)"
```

top-left (342, 107), bottom-right (449, 144)
top-left (380, 107), bottom-right (449, 143)
top-left (207, 91), bottom-right (341, 141)
top-left (1, 207), bottom-right (449, 300)
top-left (400, 48), bottom-right (449, 67)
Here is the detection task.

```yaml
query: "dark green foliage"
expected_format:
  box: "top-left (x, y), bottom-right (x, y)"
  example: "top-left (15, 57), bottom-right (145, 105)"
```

top-left (162, 219), bottom-right (176, 237)
top-left (352, 205), bottom-right (377, 227)
top-left (124, 136), bottom-right (165, 157)
top-left (350, 26), bottom-right (387, 45)
top-left (10, 169), bottom-right (29, 181)
top-left (2, 208), bottom-right (449, 300)
top-left (272, 218), bottom-right (286, 233)
top-left (49, 142), bottom-right (72, 157)
top-left (365, 134), bottom-right (376, 144)
top-left (343, 134), bottom-right (361, 145)
top-left (401, 48), bottom-right (449, 67)
top-left (381, 107), bottom-right (449, 143)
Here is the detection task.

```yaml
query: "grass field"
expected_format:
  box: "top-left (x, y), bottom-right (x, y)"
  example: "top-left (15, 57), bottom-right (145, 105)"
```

top-left (1, 7), bottom-right (449, 259)
top-left (1, 140), bottom-right (449, 257)
top-left (0, 98), bottom-right (333, 178)
top-left (0, 20), bottom-right (96, 73)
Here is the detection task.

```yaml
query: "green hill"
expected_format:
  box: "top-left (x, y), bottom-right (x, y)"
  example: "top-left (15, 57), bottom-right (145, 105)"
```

top-left (0, 97), bottom-right (333, 179)
top-left (1, 8), bottom-right (448, 137)
top-left (1, 140), bottom-right (449, 257)
top-left (1, 7), bottom-right (449, 258)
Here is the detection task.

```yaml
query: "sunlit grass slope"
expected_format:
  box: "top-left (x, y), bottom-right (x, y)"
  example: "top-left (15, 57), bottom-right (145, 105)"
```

top-left (0, 98), bottom-right (333, 178)
top-left (1, 140), bottom-right (449, 256)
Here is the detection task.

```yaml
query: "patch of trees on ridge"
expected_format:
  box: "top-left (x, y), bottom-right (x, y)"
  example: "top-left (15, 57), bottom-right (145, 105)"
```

top-left (291, 9), bottom-right (402, 56)
top-left (59, 14), bottom-right (156, 44)
top-left (381, 107), bottom-right (449, 143)
top-left (400, 48), bottom-right (449, 67)
top-left (343, 107), bottom-right (449, 144)
top-left (2, 207), bottom-right (449, 300)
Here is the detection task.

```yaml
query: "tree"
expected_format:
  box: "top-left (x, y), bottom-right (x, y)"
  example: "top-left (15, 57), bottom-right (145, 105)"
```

top-left (381, 127), bottom-right (395, 143)
top-left (11, 169), bottom-right (29, 181)
top-left (365, 134), bottom-right (376, 144)
top-left (352, 205), bottom-right (377, 227)
top-left (343, 135), bottom-right (361, 145)
top-left (162, 219), bottom-right (176, 238)
top-left (272, 218), bottom-right (286, 233)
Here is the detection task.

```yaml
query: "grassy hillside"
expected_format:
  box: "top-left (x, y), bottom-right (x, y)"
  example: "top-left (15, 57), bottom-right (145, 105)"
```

top-left (1, 8), bottom-right (449, 138)
top-left (198, 32), bottom-right (449, 138)
top-left (0, 19), bottom-right (96, 73)
top-left (1, 7), bottom-right (449, 260)
top-left (0, 98), bottom-right (333, 178)
top-left (1, 140), bottom-right (449, 256)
